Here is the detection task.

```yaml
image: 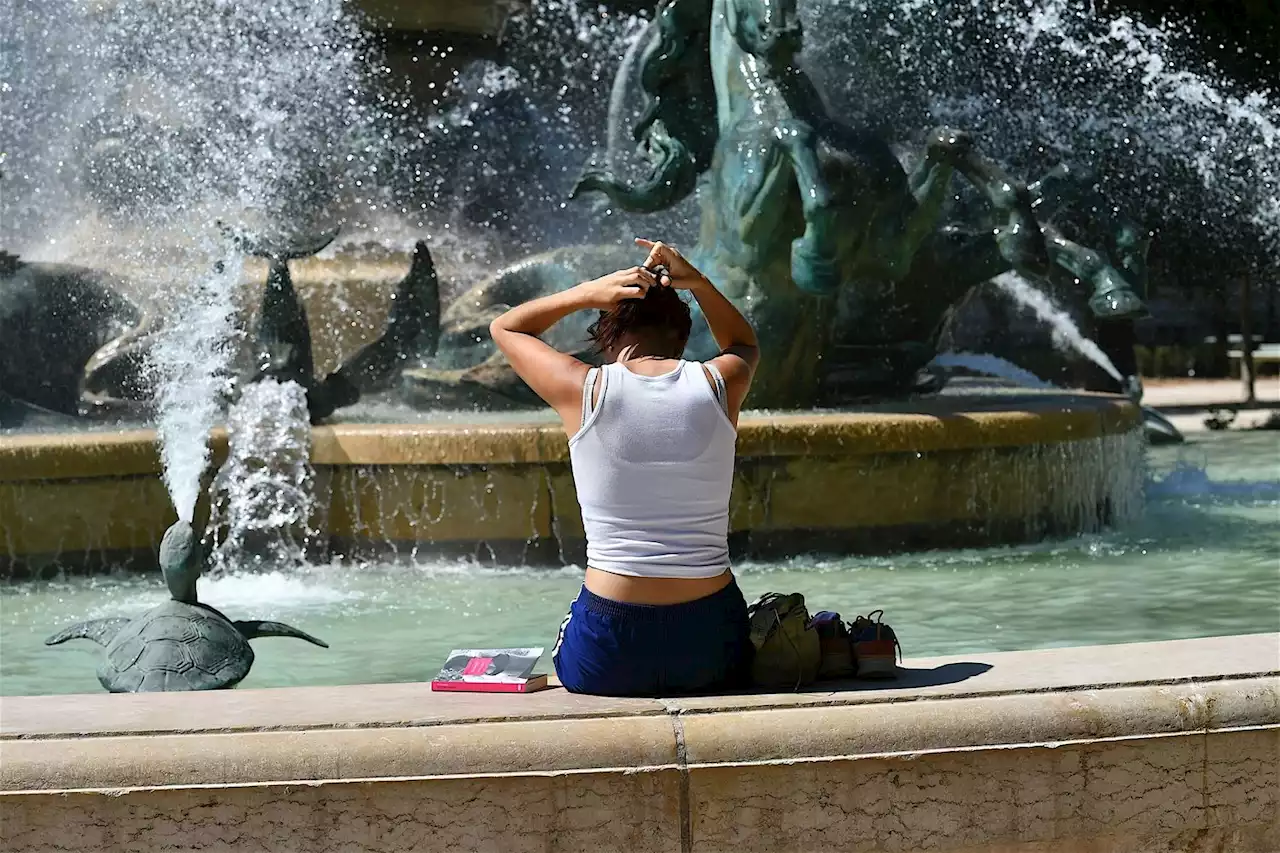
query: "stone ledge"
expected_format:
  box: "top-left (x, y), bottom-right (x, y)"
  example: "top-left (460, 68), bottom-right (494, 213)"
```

top-left (2, 634), bottom-right (1276, 791)
top-left (3, 679), bottom-right (1275, 793)
top-left (1, 635), bottom-right (1276, 853)
top-left (4, 634), bottom-right (1274, 740)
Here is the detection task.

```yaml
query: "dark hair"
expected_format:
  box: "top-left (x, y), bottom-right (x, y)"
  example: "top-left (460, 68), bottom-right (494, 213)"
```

top-left (586, 285), bottom-right (693, 355)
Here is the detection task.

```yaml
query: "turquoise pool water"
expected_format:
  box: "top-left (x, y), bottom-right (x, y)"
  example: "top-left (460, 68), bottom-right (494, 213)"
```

top-left (2, 431), bottom-right (1276, 696)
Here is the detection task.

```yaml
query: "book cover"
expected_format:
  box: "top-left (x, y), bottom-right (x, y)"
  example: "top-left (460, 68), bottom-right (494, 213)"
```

top-left (430, 674), bottom-right (549, 693)
top-left (430, 647), bottom-right (548, 693)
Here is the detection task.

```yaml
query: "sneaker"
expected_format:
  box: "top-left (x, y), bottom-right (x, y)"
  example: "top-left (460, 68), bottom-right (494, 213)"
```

top-left (809, 611), bottom-right (856, 680)
top-left (849, 610), bottom-right (901, 679)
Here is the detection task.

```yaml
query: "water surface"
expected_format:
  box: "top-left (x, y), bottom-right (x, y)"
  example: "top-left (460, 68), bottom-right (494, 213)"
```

top-left (2, 432), bottom-right (1276, 696)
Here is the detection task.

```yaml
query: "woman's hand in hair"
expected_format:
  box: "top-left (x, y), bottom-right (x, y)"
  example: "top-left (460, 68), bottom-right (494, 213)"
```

top-left (575, 266), bottom-right (659, 309)
top-left (635, 238), bottom-right (704, 290)
top-left (637, 237), bottom-right (758, 424)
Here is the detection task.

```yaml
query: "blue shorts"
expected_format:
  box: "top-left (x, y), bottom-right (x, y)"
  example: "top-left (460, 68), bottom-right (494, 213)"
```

top-left (552, 579), bottom-right (753, 697)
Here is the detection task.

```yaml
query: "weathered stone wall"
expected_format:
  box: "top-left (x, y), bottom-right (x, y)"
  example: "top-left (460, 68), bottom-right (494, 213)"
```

top-left (0, 395), bottom-right (1142, 575)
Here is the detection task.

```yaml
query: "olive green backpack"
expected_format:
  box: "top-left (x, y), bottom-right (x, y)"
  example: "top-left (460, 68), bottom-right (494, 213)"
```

top-left (746, 592), bottom-right (821, 689)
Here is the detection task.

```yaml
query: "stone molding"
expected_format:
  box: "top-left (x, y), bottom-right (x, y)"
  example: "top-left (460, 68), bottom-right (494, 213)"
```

top-left (1, 635), bottom-right (1276, 852)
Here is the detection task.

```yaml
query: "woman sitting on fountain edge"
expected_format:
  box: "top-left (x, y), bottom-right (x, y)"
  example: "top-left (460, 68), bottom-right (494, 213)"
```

top-left (490, 238), bottom-right (759, 696)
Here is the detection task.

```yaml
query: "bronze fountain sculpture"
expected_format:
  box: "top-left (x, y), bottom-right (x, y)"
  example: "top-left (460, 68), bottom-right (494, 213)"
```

top-left (397, 0), bottom-right (1147, 409)
top-left (45, 519), bottom-right (328, 692)
top-left (2, 0), bottom-right (1151, 423)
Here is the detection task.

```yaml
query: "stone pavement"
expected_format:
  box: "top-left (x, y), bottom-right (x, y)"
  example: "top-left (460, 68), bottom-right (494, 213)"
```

top-left (1142, 378), bottom-right (1279, 433)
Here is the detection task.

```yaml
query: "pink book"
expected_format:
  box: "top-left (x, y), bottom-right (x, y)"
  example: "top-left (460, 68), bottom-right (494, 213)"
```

top-left (431, 674), bottom-right (549, 693)
top-left (430, 648), bottom-right (549, 694)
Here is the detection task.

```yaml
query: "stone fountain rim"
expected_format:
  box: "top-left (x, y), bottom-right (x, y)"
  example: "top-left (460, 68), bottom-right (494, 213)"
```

top-left (0, 634), bottom-right (1275, 794)
top-left (0, 392), bottom-right (1139, 482)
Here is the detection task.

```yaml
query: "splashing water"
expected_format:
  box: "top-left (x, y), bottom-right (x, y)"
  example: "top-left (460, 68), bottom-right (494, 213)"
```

top-left (3, 0), bottom-right (391, 521)
top-left (1147, 459), bottom-right (1280, 502)
top-left (409, 1), bottom-right (679, 253)
top-left (208, 379), bottom-right (317, 574)
top-left (992, 272), bottom-right (1125, 383)
top-left (152, 251), bottom-right (242, 522)
top-left (808, 0), bottom-right (1279, 256)
top-left (429, 63), bottom-right (523, 135)
top-left (1003, 1), bottom-right (1279, 242)
top-left (928, 352), bottom-right (1058, 389)
top-left (4, 0), bottom-right (387, 246)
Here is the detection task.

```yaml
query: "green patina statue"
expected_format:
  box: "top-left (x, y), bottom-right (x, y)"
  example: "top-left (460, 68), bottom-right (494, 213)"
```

top-left (19, 0), bottom-right (1151, 417)
top-left (44, 519), bottom-right (328, 692)
top-left (403, 0), bottom-right (1148, 408)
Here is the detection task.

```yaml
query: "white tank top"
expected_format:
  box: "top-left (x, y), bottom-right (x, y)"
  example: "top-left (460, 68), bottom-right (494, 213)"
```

top-left (568, 360), bottom-right (736, 578)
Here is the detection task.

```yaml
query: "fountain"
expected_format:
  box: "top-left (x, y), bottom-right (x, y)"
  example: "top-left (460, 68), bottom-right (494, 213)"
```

top-left (1, 0), bottom-right (1276, 670)
top-left (0, 0), bottom-right (1158, 590)
top-left (2, 1), bottom-right (1277, 850)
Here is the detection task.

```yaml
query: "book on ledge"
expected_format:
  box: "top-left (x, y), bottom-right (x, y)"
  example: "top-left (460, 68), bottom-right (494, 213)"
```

top-left (430, 647), bottom-right (549, 693)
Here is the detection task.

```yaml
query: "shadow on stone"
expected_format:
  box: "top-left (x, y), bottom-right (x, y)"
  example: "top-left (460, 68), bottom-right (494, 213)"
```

top-left (768, 661), bottom-right (995, 695)
top-left (749, 661), bottom-right (994, 698)
top-left (666, 661), bottom-right (995, 700)
top-left (831, 661), bottom-right (995, 692)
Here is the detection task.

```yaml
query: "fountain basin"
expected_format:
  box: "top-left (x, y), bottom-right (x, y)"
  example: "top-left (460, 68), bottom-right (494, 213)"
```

top-left (0, 389), bottom-right (1141, 576)
top-left (1, 634), bottom-right (1276, 853)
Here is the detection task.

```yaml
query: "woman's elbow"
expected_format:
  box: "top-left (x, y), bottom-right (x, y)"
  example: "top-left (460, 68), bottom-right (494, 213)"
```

top-left (725, 342), bottom-right (761, 367)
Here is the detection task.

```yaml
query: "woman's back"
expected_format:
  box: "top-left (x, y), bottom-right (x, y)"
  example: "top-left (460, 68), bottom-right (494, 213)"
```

top-left (487, 238), bottom-right (758, 695)
top-left (570, 360), bottom-right (736, 578)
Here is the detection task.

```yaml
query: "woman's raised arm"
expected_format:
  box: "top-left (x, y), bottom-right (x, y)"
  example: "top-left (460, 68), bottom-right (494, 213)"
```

top-left (489, 267), bottom-right (659, 430)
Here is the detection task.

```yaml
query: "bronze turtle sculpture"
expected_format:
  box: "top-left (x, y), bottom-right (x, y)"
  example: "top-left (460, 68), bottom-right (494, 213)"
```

top-left (45, 520), bottom-right (328, 692)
